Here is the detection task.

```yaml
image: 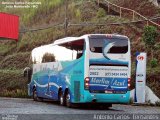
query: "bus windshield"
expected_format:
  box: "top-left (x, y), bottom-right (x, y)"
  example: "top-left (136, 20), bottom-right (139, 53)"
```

top-left (89, 36), bottom-right (128, 54)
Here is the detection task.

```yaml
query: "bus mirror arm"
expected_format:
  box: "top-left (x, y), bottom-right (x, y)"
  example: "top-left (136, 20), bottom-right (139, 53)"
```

top-left (23, 67), bottom-right (32, 82)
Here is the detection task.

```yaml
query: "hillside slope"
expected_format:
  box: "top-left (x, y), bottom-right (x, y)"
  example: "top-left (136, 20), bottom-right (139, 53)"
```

top-left (0, 0), bottom-right (160, 98)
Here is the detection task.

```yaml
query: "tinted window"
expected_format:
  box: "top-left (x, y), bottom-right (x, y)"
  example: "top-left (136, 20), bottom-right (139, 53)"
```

top-left (31, 39), bottom-right (85, 64)
top-left (89, 36), bottom-right (128, 54)
top-left (54, 39), bottom-right (85, 61)
top-left (31, 45), bottom-right (55, 64)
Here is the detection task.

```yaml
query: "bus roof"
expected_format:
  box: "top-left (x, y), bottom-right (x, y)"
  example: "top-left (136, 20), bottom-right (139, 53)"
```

top-left (53, 34), bottom-right (129, 45)
top-left (53, 37), bottom-right (79, 45)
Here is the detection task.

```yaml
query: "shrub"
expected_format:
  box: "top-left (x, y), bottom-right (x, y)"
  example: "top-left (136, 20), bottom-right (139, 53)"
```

top-left (96, 8), bottom-right (106, 18)
top-left (75, 9), bottom-right (82, 21)
top-left (142, 25), bottom-right (158, 47)
top-left (142, 25), bottom-right (158, 59)
top-left (150, 58), bottom-right (158, 68)
top-left (0, 89), bottom-right (28, 98)
top-left (42, 53), bottom-right (55, 63)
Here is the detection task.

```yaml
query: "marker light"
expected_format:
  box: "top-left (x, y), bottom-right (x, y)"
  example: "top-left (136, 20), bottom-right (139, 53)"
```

top-left (84, 77), bottom-right (90, 90)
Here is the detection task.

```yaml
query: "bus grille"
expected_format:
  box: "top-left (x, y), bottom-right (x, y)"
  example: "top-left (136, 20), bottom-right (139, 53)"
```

top-left (74, 81), bottom-right (80, 102)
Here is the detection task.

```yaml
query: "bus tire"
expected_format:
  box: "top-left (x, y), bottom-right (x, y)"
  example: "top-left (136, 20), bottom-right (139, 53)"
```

top-left (65, 91), bottom-right (73, 108)
top-left (59, 91), bottom-right (65, 106)
top-left (107, 103), bottom-right (112, 108)
top-left (33, 89), bottom-right (43, 102)
top-left (33, 89), bottom-right (38, 101)
top-left (100, 103), bottom-right (112, 109)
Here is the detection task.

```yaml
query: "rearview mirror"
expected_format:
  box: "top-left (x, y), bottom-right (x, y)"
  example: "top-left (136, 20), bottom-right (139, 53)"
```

top-left (23, 67), bottom-right (32, 83)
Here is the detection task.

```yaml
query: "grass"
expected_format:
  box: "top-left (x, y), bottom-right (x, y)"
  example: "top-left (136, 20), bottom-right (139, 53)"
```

top-left (9, 28), bottom-right (65, 53)
top-left (0, 41), bottom-right (17, 56)
top-left (0, 69), bottom-right (29, 98)
top-left (1, 0), bottom-right (64, 25)
top-left (0, 89), bottom-right (28, 98)
top-left (0, 52), bottom-right (31, 69)
top-left (109, 0), bottom-right (159, 17)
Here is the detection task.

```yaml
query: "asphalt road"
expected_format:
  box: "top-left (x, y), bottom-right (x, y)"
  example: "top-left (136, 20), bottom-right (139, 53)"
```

top-left (0, 97), bottom-right (159, 120)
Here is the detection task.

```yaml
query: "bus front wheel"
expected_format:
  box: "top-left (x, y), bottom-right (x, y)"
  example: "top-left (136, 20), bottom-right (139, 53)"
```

top-left (33, 89), bottom-right (38, 101)
top-left (33, 89), bottom-right (43, 102)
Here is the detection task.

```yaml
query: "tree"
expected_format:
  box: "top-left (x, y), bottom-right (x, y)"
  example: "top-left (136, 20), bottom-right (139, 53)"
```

top-left (42, 53), bottom-right (55, 63)
top-left (142, 25), bottom-right (158, 59)
top-left (96, 8), bottom-right (106, 18)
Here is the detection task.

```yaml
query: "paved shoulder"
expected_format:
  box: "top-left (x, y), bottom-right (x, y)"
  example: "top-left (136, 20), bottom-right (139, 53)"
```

top-left (0, 97), bottom-right (160, 120)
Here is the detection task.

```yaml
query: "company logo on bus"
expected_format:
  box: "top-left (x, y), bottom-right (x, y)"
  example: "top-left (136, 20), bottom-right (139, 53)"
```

top-left (137, 55), bottom-right (144, 61)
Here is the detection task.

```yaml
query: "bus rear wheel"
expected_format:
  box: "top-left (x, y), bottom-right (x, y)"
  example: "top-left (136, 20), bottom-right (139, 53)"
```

top-left (59, 91), bottom-right (65, 106)
top-left (65, 91), bottom-right (73, 108)
top-left (99, 103), bottom-right (112, 109)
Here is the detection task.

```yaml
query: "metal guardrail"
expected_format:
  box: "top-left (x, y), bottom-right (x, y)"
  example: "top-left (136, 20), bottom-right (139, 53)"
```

top-left (20, 16), bottom-right (160, 33)
top-left (97, 0), bottom-right (160, 28)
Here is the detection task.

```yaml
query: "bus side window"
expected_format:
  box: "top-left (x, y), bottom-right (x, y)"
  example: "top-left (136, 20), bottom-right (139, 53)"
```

top-left (42, 52), bottom-right (55, 63)
top-left (51, 39), bottom-right (85, 61)
top-left (71, 39), bottom-right (84, 60)
top-left (77, 50), bottom-right (83, 59)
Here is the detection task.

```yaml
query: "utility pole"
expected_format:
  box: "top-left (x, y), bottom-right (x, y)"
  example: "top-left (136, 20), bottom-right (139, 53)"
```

top-left (98, 0), bottom-right (100, 7)
top-left (64, 0), bottom-right (68, 37)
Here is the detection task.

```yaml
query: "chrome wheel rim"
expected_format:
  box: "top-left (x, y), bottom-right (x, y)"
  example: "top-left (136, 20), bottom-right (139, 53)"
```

top-left (33, 90), bottom-right (37, 100)
top-left (66, 93), bottom-right (70, 105)
top-left (60, 94), bottom-right (63, 105)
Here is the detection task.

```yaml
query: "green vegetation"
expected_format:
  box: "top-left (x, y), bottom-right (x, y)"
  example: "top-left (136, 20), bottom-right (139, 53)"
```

top-left (42, 53), bottom-right (55, 63)
top-left (142, 25), bottom-right (158, 59)
top-left (150, 58), bottom-right (158, 68)
top-left (0, 89), bottom-right (28, 98)
top-left (96, 8), bottom-right (106, 18)
top-left (143, 26), bottom-right (158, 46)
top-left (142, 25), bottom-right (159, 78)
top-left (75, 9), bottom-right (82, 21)
top-left (1, 0), bottom-right (64, 25)
top-left (0, 69), bottom-right (28, 98)
top-left (0, 52), bottom-right (30, 69)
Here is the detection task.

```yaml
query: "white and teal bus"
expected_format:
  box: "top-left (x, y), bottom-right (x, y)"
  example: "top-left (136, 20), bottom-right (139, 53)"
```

top-left (26, 34), bottom-right (131, 108)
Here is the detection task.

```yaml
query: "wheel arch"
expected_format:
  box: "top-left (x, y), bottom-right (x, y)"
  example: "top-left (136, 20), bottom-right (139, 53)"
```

top-left (58, 87), bottom-right (62, 99)
top-left (32, 84), bottom-right (36, 91)
top-left (64, 87), bottom-right (69, 95)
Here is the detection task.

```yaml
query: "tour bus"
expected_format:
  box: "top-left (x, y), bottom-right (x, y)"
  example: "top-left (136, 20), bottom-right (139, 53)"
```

top-left (25, 34), bottom-right (131, 108)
